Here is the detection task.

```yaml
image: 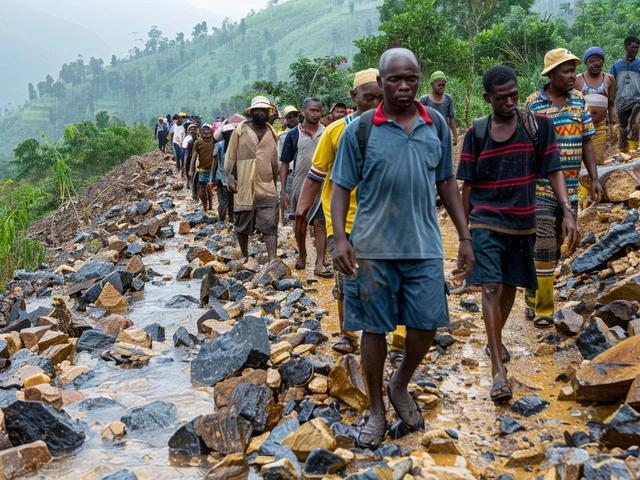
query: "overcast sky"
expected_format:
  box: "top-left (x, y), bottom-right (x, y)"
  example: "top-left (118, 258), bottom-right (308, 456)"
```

top-left (29, 0), bottom-right (271, 56)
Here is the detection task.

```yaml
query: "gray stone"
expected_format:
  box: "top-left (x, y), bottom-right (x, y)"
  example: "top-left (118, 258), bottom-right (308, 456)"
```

top-left (168, 416), bottom-right (210, 457)
top-left (0, 350), bottom-right (54, 388)
top-left (304, 448), bottom-right (347, 476)
top-left (572, 223), bottom-right (640, 274)
top-left (554, 309), bottom-right (585, 334)
top-left (576, 318), bottom-right (617, 360)
top-left (279, 356), bottom-right (313, 389)
top-left (121, 401), bottom-right (178, 432)
top-left (173, 326), bottom-right (196, 348)
top-left (143, 323), bottom-right (165, 342)
top-left (77, 329), bottom-right (117, 354)
top-left (596, 300), bottom-right (638, 329)
top-left (164, 294), bottom-right (200, 309)
top-left (510, 396), bottom-right (549, 417)
top-left (228, 383), bottom-right (273, 434)
top-left (102, 469), bottom-right (138, 480)
top-left (500, 416), bottom-right (526, 436)
top-left (70, 262), bottom-right (116, 283)
top-left (602, 403), bottom-right (640, 449)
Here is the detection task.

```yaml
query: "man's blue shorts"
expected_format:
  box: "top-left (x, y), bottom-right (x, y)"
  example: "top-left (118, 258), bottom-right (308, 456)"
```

top-left (465, 228), bottom-right (538, 291)
top-left (199, 172), bottom-right (212, 184)
top-left (343, 258), bottom-right (449, 334)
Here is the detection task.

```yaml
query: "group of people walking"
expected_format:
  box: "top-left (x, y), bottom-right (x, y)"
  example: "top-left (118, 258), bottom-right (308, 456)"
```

top-left (152, 37), bottom-right (638, 447)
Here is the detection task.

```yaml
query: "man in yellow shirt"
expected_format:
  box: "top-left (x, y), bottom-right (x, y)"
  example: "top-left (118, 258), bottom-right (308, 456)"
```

top-left (294, 69), bottom-right (406, 361)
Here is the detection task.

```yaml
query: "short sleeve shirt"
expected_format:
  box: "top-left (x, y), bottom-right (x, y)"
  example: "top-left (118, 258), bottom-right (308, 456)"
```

top-left (419, 93), bottom-right (455, 119)
top-left (193, 138), bottom-right (214, 171)
top-left (331, 102), bottom-right (453, 260)
top-left (457, 114), bottom-right (562, 234)
top-left (525, 86), bottom-right (595, 204)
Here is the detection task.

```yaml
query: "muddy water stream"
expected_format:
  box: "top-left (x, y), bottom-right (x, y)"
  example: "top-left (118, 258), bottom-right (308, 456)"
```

top-left (22, 186), bottom-right (603, 479)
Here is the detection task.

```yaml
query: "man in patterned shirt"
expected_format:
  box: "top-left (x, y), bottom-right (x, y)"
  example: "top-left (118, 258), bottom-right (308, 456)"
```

top-left (525, 48), bottom-right (603, 328)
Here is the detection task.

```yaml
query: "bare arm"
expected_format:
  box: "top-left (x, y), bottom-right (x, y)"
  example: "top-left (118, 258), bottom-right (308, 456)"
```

top-left (295, 177), bottom-right (323, 246)
top-left (437, 176), bottom-right (474, 280)
top-left (330, 184), bottom-right (357, 276)
top-left (582, 137), bottom-right (603, 202)
top-left (461, 181), bottom-right (472, 224)
top-left (279, 163), bottom-right (290, 210)
top-left (548, 170), bottom-right (579, 251)
top-left (607, 74), bottom-right (618, 123)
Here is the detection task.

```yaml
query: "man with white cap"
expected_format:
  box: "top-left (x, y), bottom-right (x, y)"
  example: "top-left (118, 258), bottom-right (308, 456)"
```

top-left (525, 48), bottom-right (603, 328)
top-left (225, 96), bottom-right (280, 263)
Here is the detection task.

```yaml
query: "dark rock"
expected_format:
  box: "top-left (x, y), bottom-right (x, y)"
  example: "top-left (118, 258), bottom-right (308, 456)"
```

top-left (13, 270), bottom-right (64, 285)
top-left (158, 227), bottom-right (175, 238)
top-left (579, 232), bottom-right (597, 247)
top-left (510, 396), bottom-right (550, 417)
top-left (482, 451), bottom-right (496, 462)
top-left (302, 320), bottom-right (321, 331)
top-left (275, 279), bottom-right (303, 291)
top-left (495, 476), bottom-right (514, 480)
top-left (191, 316), bottom-right (270, 386)
top-left (296, 399), bottom-right (316, 424)
top-left (164, 294), bottom-right (200, 309)
top-left (126, 243), bottom-right (143, 256)
top-left (121, 401), bottom-right (178, 432)
top-left (196, 302), bottom-right (230, 333)
top-left (313, 403), bottom-right (341, 426)
top-left (304, 448), bottom-right (347, 476)
top-left (576, 319), bottom-right (617, 360)
top-left (279, 356), bottom-right (313, 389)
top-left (303, 330), bottom-right (329, 346)
top-left (572, 431), bottom-right (591, 447)
top-left (284, 400), bottom-right (298, 416)
top-left (262, 419), bottom-right (300, 446)
top-left (255, 260), bottom-right (292, 286)
top-left (192, 267), bottom-right (212, 280)
top-left (173, 326), bottom-right (196, 348)
top-left (0, 390), bottom-right (17, 408)
top-left (131, 278), bottom-right (144, 291)
top-left (602, 403), bottom-right (640, 449)
top-left (300, 295), bottom-right (316, 307)
top-left (143, 323), bottom-right (165, 342)
top-left (176, 265), bottom-right (192, 280)
top-left (70, 262), bottom-right (115, 283)
top-left (233, 270), bottom-right (255, 282)
top-left (345, 469), bottom-right (384, 480)
top-left (583, 456), bottom-right (633, 480)
top-left (77, 329), bottom-right (117, 354)
top-left (209, 286), bottom-right (230, 302)
top-left (2, 400), bottom-right (85, 455)
top-left (260, 444), bottom-right (302, 477)
top-left (500, 416), bottom-right (526, 436)
top-left (105, 206), bottom-right (123, 218)
top-left (228, 283), bottom-right (247, 302)
top-left (554, 308), bottom-right (585, 334)
top-left (388, 419), bottom-right (412, 439)
top-left (136, 200), bottom-right (151, 215)
top-left (193, 412), bottom-right (252, 454)
top-left (0, 318), bottom-right (30, 334)
top-left (184, 211), bottom-right (216, 228)
top-left (157, 198), bottom-right (173, 211)
top-left (82, 271), bottom-right (124, 304)
top-left (596, 300), bottom-right (638, 328)
top-left (572, 223), bottom-right (640, 274)
top-left (375, 443), bottom-right (402, 459)
top-left (168, 416), bottom-right (211, 456)
top-left (0, 341), bottom-right (8, 359)
top-left (101, 469), bottom-right (138, 480)
top-left (228, 383), bottom-right (272, 434)
top-left (460, 298), bottom-right (479, 312)
top-left (434, 333), bottom-right (456, 348)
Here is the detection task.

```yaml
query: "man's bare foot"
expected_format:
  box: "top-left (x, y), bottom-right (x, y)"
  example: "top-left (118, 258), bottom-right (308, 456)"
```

top-left (357, 412), bottom-right (387, 449)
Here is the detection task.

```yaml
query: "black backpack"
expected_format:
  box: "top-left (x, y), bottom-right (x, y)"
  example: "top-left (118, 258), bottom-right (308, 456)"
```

top-left (356, 106), bottom-right (447, 161)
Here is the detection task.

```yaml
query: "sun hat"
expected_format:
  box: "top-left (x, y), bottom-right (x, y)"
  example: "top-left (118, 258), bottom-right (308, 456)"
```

top-left (430, 71), bottom-right (446, 83)
top-left (583, 47), bottom-right (605, 64)
top-left (541, 48), bottom-right (581, 76)
top-left (245, 96), bottom-right (274, 115)
top-left (283, 105), bottom-right (299, 117)
top-left (187, 124), bottom-right (198, 131)
top-left (178, 112), bottom-right (187, 117)
top-left (353, 68), bottom-right (379, 89)
top-left (158, 117), bottom-right (163, 121)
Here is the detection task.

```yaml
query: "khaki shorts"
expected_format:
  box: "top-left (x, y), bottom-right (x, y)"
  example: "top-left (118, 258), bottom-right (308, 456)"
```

top-left (234, 205), bottom-right (279, 236)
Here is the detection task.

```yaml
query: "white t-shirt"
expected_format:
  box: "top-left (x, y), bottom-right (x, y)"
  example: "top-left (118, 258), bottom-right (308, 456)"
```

top-left (182, 135), bottom-right (193, 149)
top-left (173, 124), bottom-right (185, 145)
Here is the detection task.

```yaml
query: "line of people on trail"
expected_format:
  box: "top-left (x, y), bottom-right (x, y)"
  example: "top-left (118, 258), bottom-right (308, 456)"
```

top-left (151, 38), bottom-right (637, 449)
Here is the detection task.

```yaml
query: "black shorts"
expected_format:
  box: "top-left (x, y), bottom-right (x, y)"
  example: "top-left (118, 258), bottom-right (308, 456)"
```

top-left (466, 228), bottom-right (537, 291)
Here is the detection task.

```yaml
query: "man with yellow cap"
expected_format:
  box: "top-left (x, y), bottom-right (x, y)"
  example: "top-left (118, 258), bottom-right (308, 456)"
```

top-left (419, 71), bottom-right (458, 146)
top-left (295, 68), bottom-right (406, 361)
top-left (525, 48), bottom-right (603, 328)
top-left (225, 96), bottom-right (280, 264)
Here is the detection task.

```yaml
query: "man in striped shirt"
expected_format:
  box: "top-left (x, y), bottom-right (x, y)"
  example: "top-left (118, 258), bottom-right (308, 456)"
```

top-left (458, 65), bottom-right (578, 403)
top-left (525, 49), bottom-right (603, 327)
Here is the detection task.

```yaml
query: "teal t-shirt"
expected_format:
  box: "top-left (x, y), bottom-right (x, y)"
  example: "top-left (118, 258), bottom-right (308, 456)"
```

top-left (331, 103), bottom-right (453, 260)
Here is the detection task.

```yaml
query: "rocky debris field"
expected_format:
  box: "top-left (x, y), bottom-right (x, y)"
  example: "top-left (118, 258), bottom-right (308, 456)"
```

top-left (1, 150), bottom-right (640, 479)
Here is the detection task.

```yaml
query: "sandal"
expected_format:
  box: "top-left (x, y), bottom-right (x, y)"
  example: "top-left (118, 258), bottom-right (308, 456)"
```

top-left (533, 315), bottom-right (554, 329)
top-left (484, 344), bottom-right (511, 364)
top-left (386, 382), bottom-right (425, 431)
top-left (490, 380), bottom-right (513, 403)
top-left (357, 412), bottom-right (388, 449)
top-left (314, 268), bottom-right (333, 278)
top-left (389, 351), bottom-right (404, 369)
top-left (332, 335), bottom-right (358, 355)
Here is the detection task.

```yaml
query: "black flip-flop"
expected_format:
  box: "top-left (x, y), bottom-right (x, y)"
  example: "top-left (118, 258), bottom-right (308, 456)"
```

top-left (314, 268), bottom-right (333, 278)
top-left (357, 413), bottom-right (388, 449)
top-left (389, 351), bottom-right (404, 369)
top-left (386, 383), bottom-right (425, 431)
top-left (332, 335), bottom-right (358, 355)
top-left (490, 380), bottom-right (513, 403)
top-left (533, 315), bottom-right (554, 329)
top-left (484, 344), bottom-right (511, 363)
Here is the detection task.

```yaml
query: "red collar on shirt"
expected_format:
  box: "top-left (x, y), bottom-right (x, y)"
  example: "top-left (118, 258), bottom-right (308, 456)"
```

top-left (372, 101), bottom-right (433, 126)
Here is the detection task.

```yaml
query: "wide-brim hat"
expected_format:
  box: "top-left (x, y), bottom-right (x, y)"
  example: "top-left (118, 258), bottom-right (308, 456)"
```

top-left (541, 48), bottom-right (581, 76)
top-left (245, 96), bottom-right (275, 116)
top-left (283, 105), bottom-right (299, 117)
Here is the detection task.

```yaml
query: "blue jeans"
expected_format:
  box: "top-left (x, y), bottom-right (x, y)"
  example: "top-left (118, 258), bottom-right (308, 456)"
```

top-left (172, 143), bottom-right (184, 170)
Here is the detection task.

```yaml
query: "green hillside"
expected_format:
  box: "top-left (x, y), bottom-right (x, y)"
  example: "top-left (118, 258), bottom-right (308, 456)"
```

top-left (0, 0), bottom-right (382, 165)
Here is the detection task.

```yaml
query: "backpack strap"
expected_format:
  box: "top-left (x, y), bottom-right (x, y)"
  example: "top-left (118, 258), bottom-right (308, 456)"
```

top-left (357, 109), bottom-right (376, 161)
top-left (472, 115), bottom-right (490, 160)
top-left (519, 107), bottom-right (539, 148)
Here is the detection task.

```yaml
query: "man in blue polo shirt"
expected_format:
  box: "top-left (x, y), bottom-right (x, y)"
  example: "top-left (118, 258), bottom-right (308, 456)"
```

top-left (331, 48), bottom-right (474, 449)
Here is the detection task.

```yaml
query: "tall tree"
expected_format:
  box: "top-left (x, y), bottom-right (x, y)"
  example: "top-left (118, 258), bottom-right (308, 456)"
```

top-left (27, 83), bottom-right (37, 102)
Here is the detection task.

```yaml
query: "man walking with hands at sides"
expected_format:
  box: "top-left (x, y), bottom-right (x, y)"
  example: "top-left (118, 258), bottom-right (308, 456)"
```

top-left (458, 65), bottom-right (578, 403)
top-left (280, 98), bottom-right (326, 275)
top-left (295, 69), bottom-right (406, 360)
top-left (525, 49), bottom-right (603, 328)
top-left (225, 97), bottom-right (280, 264)
top-left (331, 48), bottom-right (474, 448)
top-left (420, 71), bottom-right (459, 146)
